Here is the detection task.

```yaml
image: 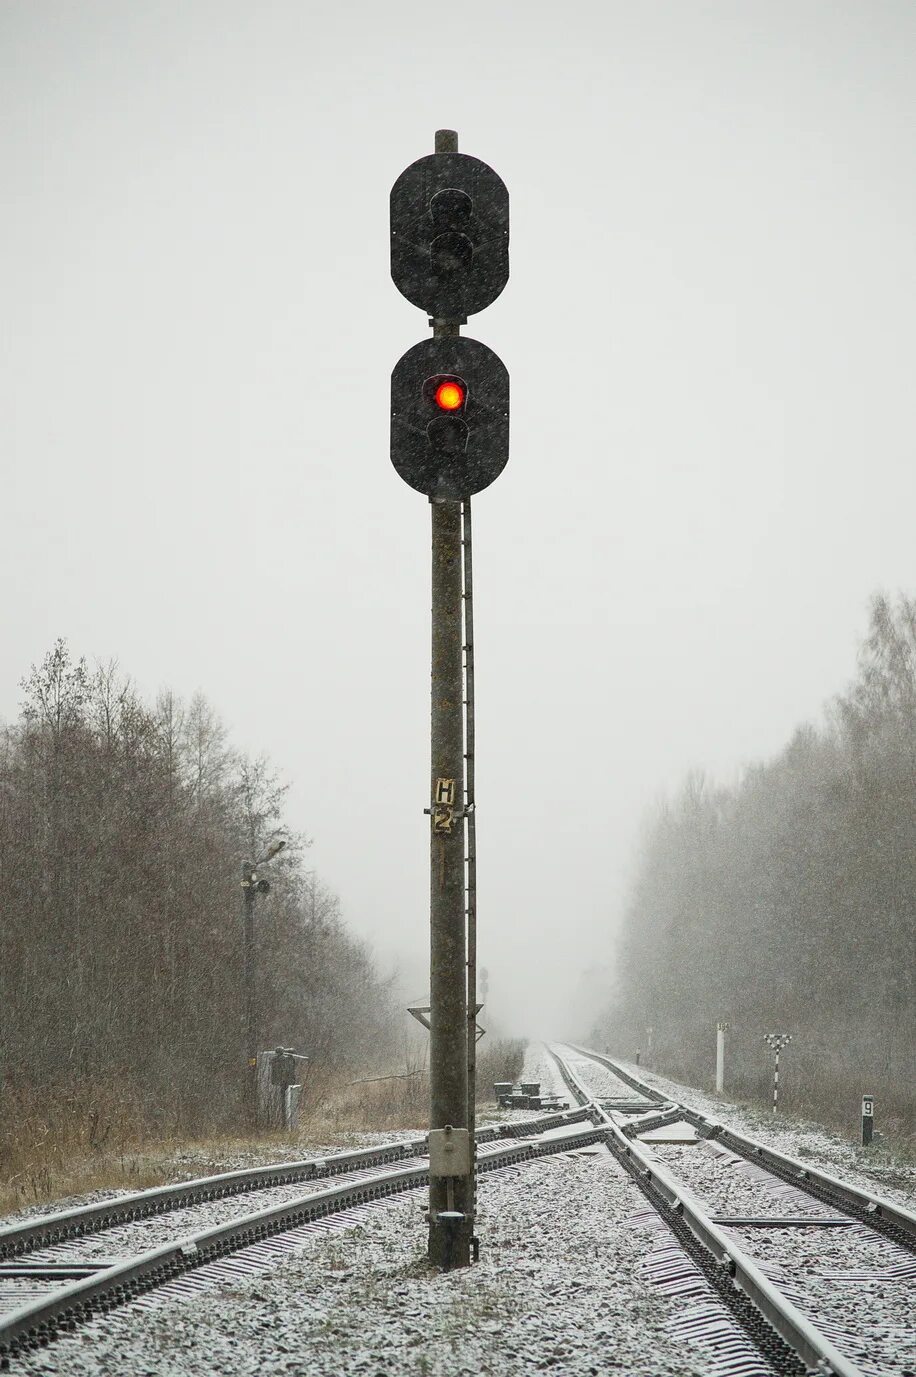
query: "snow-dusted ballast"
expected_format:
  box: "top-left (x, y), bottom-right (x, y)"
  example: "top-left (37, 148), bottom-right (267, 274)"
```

top-left (551, 1042), bottom-right (914, 1377)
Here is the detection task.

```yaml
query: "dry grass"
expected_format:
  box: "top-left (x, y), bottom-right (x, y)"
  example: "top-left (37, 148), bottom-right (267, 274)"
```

top-left (303, 1069), bottom-right (429, 1138)
top-left (0, 1040), bottom-right (530, 1218)
top-left (2, 1090), bottom-right (167, 1216)
top-left (298, 1036), bottom-right (528, 1135)
top-left (0, 1067), bottom-right (427, 1217)
top-left (475, 1037), bottom-right (526, 1103)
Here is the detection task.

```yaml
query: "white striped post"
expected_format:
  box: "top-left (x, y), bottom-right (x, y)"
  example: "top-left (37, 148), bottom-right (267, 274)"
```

top-left (763, 1033), bottom-right (792, 1114)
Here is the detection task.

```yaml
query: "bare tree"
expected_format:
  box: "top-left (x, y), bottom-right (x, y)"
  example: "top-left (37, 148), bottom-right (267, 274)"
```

top-left (597, 597), bottom-right (916, 1136)
top-left (0, 640), bottom-right (401, 1153)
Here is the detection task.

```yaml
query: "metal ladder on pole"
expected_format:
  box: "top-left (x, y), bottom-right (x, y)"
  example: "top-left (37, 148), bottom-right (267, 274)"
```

top-left (462, 499), bottom-right (479, 1230)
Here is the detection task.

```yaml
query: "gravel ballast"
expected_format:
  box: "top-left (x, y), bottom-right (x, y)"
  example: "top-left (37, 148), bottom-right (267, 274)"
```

top-left (600, 1054), bottom-right (916, 1214)
top-left (18, 1158), bottom-right (427, 1264)
top-left (12, 1149), bottom-right (712, 1377)
top-left (5, 1046), bottom-right (914, 1376)
top-left (564, 1045), bottom-right (916, 1377)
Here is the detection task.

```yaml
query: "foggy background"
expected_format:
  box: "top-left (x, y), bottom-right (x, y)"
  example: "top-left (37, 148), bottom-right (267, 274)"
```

top-left (3, 1), bottom-right (915, 1034)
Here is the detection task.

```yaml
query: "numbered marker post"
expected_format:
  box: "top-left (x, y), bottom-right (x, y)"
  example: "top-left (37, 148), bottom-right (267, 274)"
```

top-left (861, 1094), bottom-right (875, 1147)
top-left (716, 1020), bottom-right (729, 1094)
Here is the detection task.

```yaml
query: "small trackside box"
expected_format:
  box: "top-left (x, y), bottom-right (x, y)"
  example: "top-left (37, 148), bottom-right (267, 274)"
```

top-left (428, 1126), bottom-right (471, 1176)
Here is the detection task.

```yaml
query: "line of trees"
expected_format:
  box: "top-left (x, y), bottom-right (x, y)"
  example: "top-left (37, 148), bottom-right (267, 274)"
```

top-left (594, 594), bottom-right (916, 1138)
top-left (0, 640), bottom-right (401, 1138)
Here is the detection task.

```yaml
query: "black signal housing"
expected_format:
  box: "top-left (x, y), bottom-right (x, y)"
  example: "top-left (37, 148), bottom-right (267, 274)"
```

top-left (391, 337), bottom-right (509, 500)
top-left (390, 152), bottom-right (509, 321)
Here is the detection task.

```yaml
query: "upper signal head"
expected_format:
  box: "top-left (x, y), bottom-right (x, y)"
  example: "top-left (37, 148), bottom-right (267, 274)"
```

top-left (390, 152), bottom-right (509, 320)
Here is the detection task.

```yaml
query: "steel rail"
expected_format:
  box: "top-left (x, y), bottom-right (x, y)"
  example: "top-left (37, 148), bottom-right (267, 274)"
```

top-left (0, 1105), bottom-right (591, 1262)
top-left (0, 1118), bottom-right (607, 1365)
top-left (0, 1140), bottom-right (424, 1262)
top-left (567, 1043), bottom-right (916, 1247)
top-left (549, 1044), bottom-right (867, 1377)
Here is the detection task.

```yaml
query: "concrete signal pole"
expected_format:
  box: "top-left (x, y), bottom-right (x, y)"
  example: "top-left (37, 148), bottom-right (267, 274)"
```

top-left (463, 497), bottom-right (479, 1208)
top-left (427, 127), bottom-right (470, 1271)
top-left (428, 452), bottom-right (470, 1267)
top-left (389, 128), bottom-right (510, 1269)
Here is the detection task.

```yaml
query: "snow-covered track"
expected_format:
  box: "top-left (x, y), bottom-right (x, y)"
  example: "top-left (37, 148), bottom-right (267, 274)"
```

top-left (0, 1114), bottom-right (605, 1367)
top-left (0, 1105), bottom-right (591, 1265)
top-left (568, 1043), bottom-right (916, 1252)
top-left (0, 1139), bottom-right (427, 1264)
top-left (551, 1043), bottom-right (914, 1377)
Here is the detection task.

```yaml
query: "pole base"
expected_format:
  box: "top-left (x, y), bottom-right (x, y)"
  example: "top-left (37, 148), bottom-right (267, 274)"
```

top-left (428, 1212), bottom-right (472, 1270)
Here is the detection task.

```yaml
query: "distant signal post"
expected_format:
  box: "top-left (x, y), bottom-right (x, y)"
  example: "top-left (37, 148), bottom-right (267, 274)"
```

top-left (390, 130), bottom-right (509, 1269)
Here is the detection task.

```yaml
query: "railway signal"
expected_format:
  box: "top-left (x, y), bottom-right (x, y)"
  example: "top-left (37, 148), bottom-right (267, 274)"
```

top-left (390, 129), bottom-right (509, 1271)
top-left (390, 336), bottom-right (509, 500)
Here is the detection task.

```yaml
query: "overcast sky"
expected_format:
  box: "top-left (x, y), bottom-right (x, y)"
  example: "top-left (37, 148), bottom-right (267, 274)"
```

top-left (3, 1), bottom-right (915, 1035)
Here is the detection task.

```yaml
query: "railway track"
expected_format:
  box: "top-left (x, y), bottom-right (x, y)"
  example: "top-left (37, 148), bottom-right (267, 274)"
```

top-left (549, 1042), bottom-right (916, 1377)
top-left (4, 1059), bottom-right (911, 1374)
top-left (0, 1108), bottom-right (600, 1367)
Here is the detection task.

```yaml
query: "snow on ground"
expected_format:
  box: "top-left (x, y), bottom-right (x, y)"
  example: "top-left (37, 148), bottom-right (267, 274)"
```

top-left (18, 1162), bottom-right (419, 1265)
top-left (644, 1139), bottom-right (832, 1218)
top-left (518, 1043), bottom-right (570, 1102)
top-left (7, 1049), bottom-right (914, 1376)
top-left (553, 1045), bottom-right (916, 1376)
top-left (631, 1139), bottom-right (916, 1376)
top-left (15, 1149), bottom-right (711, 1377)
top-left (161, 1132), bottom-right (415, 1177)
top-left (728, 1222), bottom-right (916, 1377)
top-left (556, 1046), bottom-right (642, 1101)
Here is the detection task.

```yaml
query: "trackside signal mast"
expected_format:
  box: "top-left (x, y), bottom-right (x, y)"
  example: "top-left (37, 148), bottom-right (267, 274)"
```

top-left (390, 130), bottom-right (510, 1270)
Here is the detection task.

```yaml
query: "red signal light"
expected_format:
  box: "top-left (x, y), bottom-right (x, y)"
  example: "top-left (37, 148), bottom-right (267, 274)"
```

top-left (434, 380), bottom-right (465, 412)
